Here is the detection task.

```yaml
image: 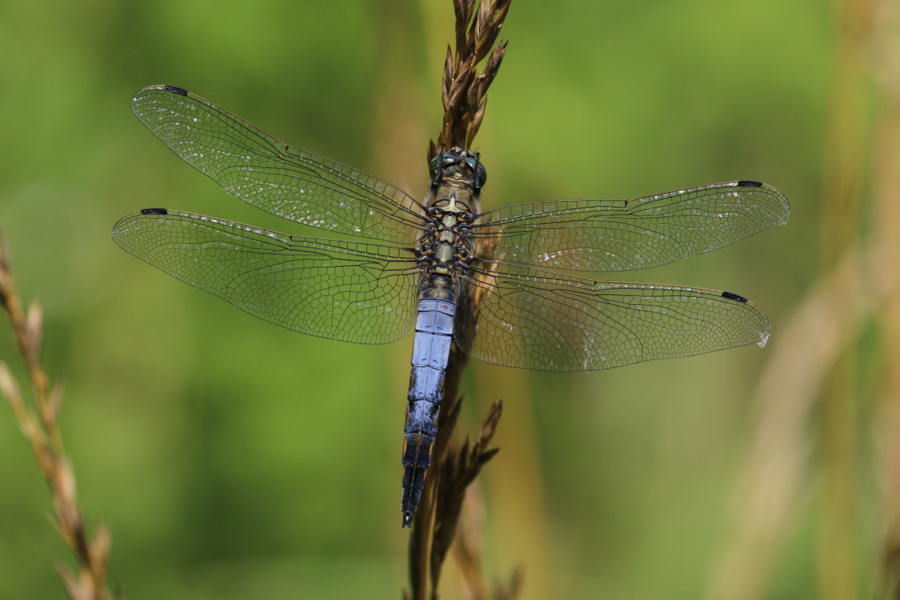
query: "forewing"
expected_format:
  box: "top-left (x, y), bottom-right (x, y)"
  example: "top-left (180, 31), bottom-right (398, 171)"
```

top-left (112, 209), bottom-right (420, 344)
top-left (131, 85), bottom-right (423, 244)
top-left (456, 262), bottom-right (769, 371)
top-left (473, 181), bottom-right (789, 272)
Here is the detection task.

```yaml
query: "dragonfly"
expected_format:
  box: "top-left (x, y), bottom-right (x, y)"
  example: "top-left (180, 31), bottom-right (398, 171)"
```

top-left (113, 84), bottom-right (790, 528)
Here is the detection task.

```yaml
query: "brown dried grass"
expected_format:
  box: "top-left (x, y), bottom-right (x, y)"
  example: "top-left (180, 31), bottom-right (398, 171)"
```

top-left (0, 239), bottom-right (115, 600)
top-left (406, 1), bottom-right (516, 599)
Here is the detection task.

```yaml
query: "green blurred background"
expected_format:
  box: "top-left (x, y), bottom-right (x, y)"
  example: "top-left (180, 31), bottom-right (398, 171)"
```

top-left (1, 0), bottom-right (890, 598)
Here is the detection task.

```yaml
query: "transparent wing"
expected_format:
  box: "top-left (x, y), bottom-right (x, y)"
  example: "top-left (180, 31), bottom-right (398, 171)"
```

top-left (131, 85), bottom-right (424, 244)
top-left (455, 262), bottom-right (769, 371)
top-left (112, 209), bottom-right (421, 344)
top-left (472, 181), bottom-right (789, 272)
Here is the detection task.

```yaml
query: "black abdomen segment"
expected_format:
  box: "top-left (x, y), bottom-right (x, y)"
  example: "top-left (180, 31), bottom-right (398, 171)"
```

top-left (401, 297), bottom-right (455, 527)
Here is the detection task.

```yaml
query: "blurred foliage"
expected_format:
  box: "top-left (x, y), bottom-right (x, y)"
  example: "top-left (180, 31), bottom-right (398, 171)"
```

top-left (0, 0), bottom-right (886, 598)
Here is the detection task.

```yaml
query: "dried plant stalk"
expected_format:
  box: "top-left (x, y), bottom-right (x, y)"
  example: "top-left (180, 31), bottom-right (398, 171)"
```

top-left (0, 238), bottom-right (115, 600)
top-left (428, 0), bottom-right (510, 158)
top-left (706, 2), bottom-right (900, 598)
top-left (407, 1), bottom-right (514, 599)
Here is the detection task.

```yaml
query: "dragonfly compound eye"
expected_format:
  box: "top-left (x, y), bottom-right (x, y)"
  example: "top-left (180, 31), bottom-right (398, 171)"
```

top-left (428, 155), bottom-right (442, 179)
top-left (475, 163), bottom-right (487, 188)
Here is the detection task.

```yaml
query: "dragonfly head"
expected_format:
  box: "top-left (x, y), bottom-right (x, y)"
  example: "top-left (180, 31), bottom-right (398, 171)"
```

top-left (429, 147), bottom-right (487, 193)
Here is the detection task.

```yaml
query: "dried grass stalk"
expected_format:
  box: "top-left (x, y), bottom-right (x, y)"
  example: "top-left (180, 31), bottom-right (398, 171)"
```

top-left (407, 1), bottom-right (516, 599)
top-left (0, 237), bottom-right (115, 600)
top-left (429, 0), bottom-right (510, 158)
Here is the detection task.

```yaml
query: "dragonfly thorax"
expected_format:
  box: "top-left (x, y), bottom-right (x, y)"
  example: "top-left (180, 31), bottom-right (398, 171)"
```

top-left (417, 203), bottom-right (474, 276)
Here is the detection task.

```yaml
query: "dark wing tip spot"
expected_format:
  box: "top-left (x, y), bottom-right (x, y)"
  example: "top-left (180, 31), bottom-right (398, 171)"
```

top-left (140, 208), bottom-right (168, 215)
top-left (736, 180), bottom-right (763, 188)
top-left (164, 85), bottom-right (189, 96)
top-left (721, 291), bottom-right (748, 303)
